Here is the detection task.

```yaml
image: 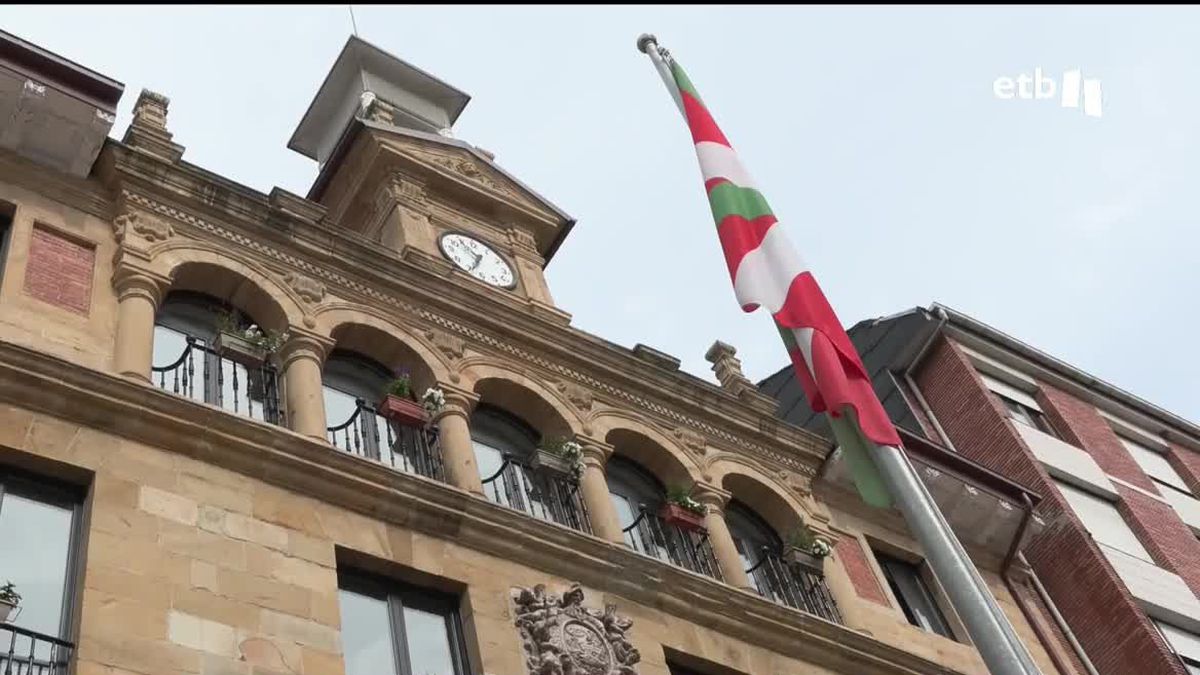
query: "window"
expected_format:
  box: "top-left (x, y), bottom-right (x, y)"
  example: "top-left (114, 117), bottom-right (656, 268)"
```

top-left (725, 501), bottom-right (781, 594)
top-left (979, 373), bottom-right (1057, 436)
top-left (1121, 436), bottom-right (1193, 497)
top-left (152, 291), bottom-right (279, 422)
top-left (337, 571), bottom-right (469, 675)
top-left (1156, 621), bottom-right (1200, 675)
top-left (324, 351), bottom-right (392, 456)
top-left (0, 467), bottom-right (83, 669)
top-left (0, 200), bottom-right (14, 288)
top-left (1054, 479), bottom-right (1153, 562)
top-left (874, 551), bottom-right (955, 639)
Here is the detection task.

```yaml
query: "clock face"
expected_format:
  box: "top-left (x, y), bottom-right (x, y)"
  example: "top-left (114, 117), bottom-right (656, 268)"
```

top-left (438, 233), bottom-right (516, 288)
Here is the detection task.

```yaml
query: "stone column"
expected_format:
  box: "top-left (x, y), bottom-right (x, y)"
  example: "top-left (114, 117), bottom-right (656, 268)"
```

top-left (112, 267), bottom-right (170, 381)
top-left (432, 385), bottom-right (483, 494)
top-left (576, 439), bottom-right (624, 545)
top-left (694, 484), bottom-right (753, 590)
top-left (280, 332), bottom-right (333, 440)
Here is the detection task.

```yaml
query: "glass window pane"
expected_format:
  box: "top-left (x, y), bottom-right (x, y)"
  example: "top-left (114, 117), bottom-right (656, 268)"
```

top-left (1055, 480), bottom-right (1153, 562)
top-left (338, 589), bottom-right (398, 675)
top-left (403, 606), bottom-right (457, 675)
top-left (0, 491), bottom-right (73, 637)
top-left (610, 492), bottom-right (636, 530)
top-left (878, 555), bottom-right (954, 639)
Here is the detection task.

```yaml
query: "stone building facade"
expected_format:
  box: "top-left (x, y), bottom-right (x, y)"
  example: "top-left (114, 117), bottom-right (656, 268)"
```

top-left (0, 32), bottom-right (1079, 675)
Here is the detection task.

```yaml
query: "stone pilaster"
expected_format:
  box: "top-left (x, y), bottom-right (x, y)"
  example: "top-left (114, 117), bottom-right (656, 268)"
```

top-left (693, 483), bottom-right (753, 590)
top-left (279, 331), bottom-right (334, 440)
top-left (576, 438), bottom-right (624, 545)
top-left (431, 384), bottom-right (482, 494)
top-left (112, 264), bottom-right (171, 381)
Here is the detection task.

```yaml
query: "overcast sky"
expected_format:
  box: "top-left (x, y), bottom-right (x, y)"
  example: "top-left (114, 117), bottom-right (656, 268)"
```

top-left (5, 6), bottom-right (1198, 421)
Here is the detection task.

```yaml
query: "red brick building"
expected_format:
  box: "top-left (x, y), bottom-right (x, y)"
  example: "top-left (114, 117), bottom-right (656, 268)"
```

top-left (761, 303), bottom-right (1200, 675)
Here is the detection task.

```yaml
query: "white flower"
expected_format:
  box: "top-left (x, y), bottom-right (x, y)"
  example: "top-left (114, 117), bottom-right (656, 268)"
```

top-left (421, 387), bottom-right (446, 412)
top-left (810, 538), bottom-right (832, 557)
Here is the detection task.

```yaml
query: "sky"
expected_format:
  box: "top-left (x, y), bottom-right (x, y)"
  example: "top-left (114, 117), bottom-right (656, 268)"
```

top-left (5, 6), bottom-right (1199, 422)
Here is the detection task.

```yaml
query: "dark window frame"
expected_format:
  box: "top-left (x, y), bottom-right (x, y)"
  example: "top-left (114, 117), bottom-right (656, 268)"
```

top-left (0, 464), bottom-right (87, 643)
top-left (0, 200), bottom-right (14, 291)
top-left (873, 550), bottom-right (956, 641)
top-left (995, 392), bottom-right (1058, 437)
top-left (336, 568), bottom-right (471, 675)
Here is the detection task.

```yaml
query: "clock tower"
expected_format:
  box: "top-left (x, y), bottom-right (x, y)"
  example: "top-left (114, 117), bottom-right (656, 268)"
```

top-left (288, 36), bottom-right (573, 324)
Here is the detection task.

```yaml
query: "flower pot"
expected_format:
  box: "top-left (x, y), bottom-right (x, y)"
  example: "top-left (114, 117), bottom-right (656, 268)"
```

top-left (215, 331), bottom-right (266, 369)
top-left (377, 394), bottom-right (428, 428)
top-left (786, 547), bottom-right (826, 575)
top-left (659, 503), bottom-right (705, 532)
top-left (530, 449), bottom-right (576, 478)
top-left (0, 599), bottom-right (16, 624)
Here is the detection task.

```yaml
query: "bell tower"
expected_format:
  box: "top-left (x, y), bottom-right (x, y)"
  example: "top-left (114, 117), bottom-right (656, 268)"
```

top-left (288, 36), bottom-right (573, 323)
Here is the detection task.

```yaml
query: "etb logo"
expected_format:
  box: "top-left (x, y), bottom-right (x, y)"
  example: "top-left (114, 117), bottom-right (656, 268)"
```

top-left (993, 68), bottom-right (1103, 118)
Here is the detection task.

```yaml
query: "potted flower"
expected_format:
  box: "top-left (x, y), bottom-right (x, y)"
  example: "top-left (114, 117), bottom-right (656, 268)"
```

top-left (0, 581), bottom-right (20, 624)
top-left (785, 523), bottom-right (833, 575)
top-left (531, 437), bottom-right (583, 480)
top-left (214, 310), bottom-right (287, 369)
top-left (377, 371), bottom-right (427, 427)
top-left (659, 486), bottom-right (707, 532)
top-left (421, 387), bottom-right (446, 415)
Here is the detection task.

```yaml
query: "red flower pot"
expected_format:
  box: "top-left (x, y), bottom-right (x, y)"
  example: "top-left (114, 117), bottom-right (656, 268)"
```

top-left (377, 394), bottom-right (428, 428)
top-left (659, 503), bottom-right (705, 532)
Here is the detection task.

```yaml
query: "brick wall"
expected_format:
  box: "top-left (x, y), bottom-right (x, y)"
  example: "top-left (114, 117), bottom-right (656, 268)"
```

top-left (913, 335), bottom-right (1187, 675)
top-left (912, 335), bottom-right (1047, 489)
top-left (1037, 385), bottom-right (1156, 492)
top-left (1167, 442), bottom-right (1200, 495)
top-left (1008, 574), bottom-right (1090, 675)
top-left (21, 225), bottom-right (94, 315)
top-left (836, 537), bottom-right (889, 605)
top-left (1117, 485), bottom-right (1200, 597)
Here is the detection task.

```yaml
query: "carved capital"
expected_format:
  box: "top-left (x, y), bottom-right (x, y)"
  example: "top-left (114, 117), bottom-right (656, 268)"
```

top-left (282, 271), bottom-right (325, 305)
top-left (431, 382), bottom-right (478, 423)
top-left (278, 330), bottom-right (335, 369)
top-left (512, 583), bottom-right (640, 675)
top-left (691, 483), bottom-right (731, 512)
top-left (112, 264), bottom-right (171, 306)
top-left (575, 437), bottom-right (614, 468)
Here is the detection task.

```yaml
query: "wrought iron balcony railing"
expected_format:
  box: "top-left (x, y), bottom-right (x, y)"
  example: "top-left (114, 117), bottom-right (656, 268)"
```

top-left (746, 548), bottom-right (843, 624)
top-left (152, 336), bottom-right (282, 425)
top-left (622, 506), bottom-right (722, 580)
top-left (326, 400), bottom-right (444, 483)
top-left (480, 456), bottom-right (591, 534)
top-left (1, 622), bottom-right (73, 675)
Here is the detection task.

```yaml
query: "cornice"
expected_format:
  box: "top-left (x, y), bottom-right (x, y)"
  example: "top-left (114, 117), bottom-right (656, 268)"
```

top-left (0, 339), bottom-right (967, 675)
top-left (0, 147), bottom-right (112, 219)
top-left (103, 150), bottom-right (830, 481)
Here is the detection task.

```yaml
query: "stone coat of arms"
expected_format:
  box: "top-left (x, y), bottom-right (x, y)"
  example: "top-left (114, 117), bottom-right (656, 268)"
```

top-left (513, 583), bottom-right (640, 675)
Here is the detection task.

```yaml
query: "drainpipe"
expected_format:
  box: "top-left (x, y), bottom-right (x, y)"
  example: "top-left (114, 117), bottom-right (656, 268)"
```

top-left (1001, 493), bottom-right (1101, 675)
top-left (902, 307), bottom-right (957, 451)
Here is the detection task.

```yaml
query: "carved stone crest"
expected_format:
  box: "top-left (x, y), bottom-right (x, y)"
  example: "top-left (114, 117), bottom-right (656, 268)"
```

top-left (556, 381), bottom-right (594, 413)
top-left (113, 211), bottom-right (173, 243)
top-left (513, 583), bottom-right (639, 675)
top-left (423, 328), bottom-right (465, 362)
top-left (283, 271), bottom-right (325, 304)
top-left (673, 427), bottom-right (706, 455)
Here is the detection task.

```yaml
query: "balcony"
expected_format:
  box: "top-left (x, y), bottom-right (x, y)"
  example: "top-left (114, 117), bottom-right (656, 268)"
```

top-left (622, 507), bottom-right (722, 580)
top-left (326, 400), bottom-right (445, 483)
top-left (1, 622), bottom-right (73, 675)
top-left (745, 550), bottom-right (843, 624)
top-left (151, 336), bottom-right (283, 426)
top-left (481, 456), bottom-right (591, 534)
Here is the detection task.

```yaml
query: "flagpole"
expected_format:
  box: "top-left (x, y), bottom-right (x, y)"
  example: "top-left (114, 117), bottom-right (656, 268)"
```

top-left (636, 33), bottom-right (1043, 675)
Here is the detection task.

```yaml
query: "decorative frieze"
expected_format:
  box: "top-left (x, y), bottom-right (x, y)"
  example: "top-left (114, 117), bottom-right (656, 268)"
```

top-left (513, 583), bottom-right (639, 675)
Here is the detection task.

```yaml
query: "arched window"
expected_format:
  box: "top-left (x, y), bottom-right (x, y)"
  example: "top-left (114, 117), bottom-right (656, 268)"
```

top-left (726, 500), bottom-right (783, 594)
top-left (470, 404), bottom-right (539, 483)
top-left (606, 456), bottom-right (665, 531)
top-left (323, 350), bottom-right (392, 455)
top-left (152, 291), bottom-right (278, 421)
